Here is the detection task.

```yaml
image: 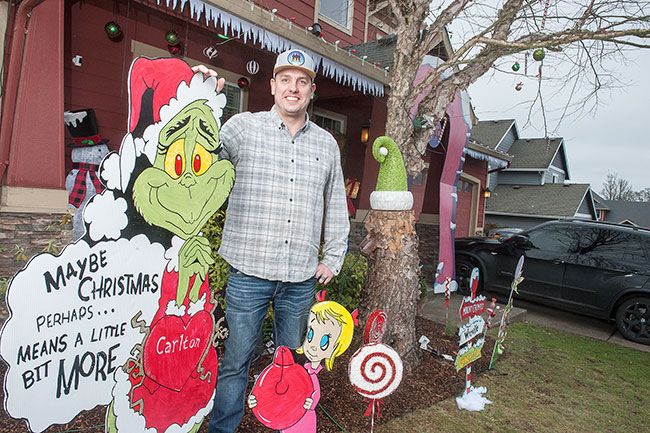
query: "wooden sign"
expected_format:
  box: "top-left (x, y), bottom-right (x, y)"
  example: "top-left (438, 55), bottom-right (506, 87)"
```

top-left (458, 315), bottom-right (485, 346)
top-left (459, 294), bottom-right (487, 320)
top-left (455, 337), bottom-right (484, 371)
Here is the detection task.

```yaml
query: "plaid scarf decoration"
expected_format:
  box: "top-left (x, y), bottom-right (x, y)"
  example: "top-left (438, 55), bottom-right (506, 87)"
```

top-left (68, 162), bottom-right (105, 209)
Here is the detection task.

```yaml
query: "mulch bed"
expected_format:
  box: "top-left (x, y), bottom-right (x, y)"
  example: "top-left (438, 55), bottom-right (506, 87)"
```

top-left (0, 317), bottom-right (493, 433)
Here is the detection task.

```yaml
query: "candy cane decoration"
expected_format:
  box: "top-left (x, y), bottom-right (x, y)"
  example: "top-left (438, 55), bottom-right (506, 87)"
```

top-left (464, 268), bottom-right (481, 395)
top-left (540, 0), bottom-right (551, 30)
top-left (349, 310), bottom-right (403, 433)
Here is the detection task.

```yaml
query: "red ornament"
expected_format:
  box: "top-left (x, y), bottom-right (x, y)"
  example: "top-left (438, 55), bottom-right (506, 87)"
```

top-left (167, 44), bottom-right (182, 55)
top-left (251, 346), bottom-right (313, 430)
top-left (237, 76), bottom-right (250, 89)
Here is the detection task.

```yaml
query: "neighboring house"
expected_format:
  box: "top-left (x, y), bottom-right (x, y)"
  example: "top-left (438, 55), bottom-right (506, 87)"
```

top-left (601, 200), bottom-right (650, 227)
top-left (471, 119), bottom-right (597, 229)
top-left (486, 183), bottom-right (597, 229)
top-left (592, 191), bottom-right (611, 221)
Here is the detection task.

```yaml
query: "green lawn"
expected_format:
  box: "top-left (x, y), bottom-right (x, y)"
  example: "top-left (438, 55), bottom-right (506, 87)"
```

top-left (376, 323), bottom-right (650, 433)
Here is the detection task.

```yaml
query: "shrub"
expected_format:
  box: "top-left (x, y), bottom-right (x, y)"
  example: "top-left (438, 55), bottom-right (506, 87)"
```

top-left (319, 253), bottom-right (367, 312)
top-left (202, 210), bottom-right (229, 308)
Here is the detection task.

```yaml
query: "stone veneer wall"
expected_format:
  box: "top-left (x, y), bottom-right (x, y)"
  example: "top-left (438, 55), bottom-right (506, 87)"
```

top-left (0, 213), bottom-right (73, 279)
top-left (349, 219), bottom-right (440, 285)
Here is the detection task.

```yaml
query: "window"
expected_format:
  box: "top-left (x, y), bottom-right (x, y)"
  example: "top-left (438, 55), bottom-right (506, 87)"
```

top-left (455, 179), bottom-right (473, 193)
top-left (221, 83), bottom-right (243, 123)
top-left (313, 109), bottom-right (347, 135)
top-left (318, 0), bottom-right (353, 31)
top-left (574, 228), bottom-right (648, 270)
top-left (526, 225), bottom-right (575, 254)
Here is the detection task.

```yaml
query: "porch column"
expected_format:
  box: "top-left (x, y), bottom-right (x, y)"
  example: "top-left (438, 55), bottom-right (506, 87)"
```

top-left (5, 0), bottom-right (65, 189)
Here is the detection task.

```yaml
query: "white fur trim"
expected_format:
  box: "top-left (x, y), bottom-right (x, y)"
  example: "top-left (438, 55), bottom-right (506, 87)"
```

top-left (370, 191), bottom-right (413, 211)
top-left (165, 299), bottom-right (187, 317)
top-left (188, 292), bottom-right (207, 317)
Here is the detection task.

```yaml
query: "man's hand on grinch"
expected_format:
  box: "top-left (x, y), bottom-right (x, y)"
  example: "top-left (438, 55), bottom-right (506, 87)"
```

top-left (314, 263), bottom-right (334, 286)
top-left (191, 65), bottom-right (225, 93)
top-left (177, 236), bottom-right (215, 306)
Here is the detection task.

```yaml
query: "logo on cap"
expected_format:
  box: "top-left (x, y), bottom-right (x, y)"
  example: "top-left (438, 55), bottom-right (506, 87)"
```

top-left (287, 50), bottom-right (305, 66)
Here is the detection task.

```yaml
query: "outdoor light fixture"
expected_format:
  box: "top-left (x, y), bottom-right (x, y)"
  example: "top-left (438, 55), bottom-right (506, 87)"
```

top-left (360, 125), bottom-right (370, 144)
top-left (483, 188), bottom-right (491, 199)
top-left (309, 22), bottom-right (322, 36)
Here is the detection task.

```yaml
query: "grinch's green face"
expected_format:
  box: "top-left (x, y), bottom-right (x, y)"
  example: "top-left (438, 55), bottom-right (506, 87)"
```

top-left (133, 100), bottom-right (234, 239)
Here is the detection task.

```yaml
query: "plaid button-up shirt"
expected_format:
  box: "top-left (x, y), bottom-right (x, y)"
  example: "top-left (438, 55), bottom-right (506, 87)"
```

top-left (218, 107), bottom-right (349, 282)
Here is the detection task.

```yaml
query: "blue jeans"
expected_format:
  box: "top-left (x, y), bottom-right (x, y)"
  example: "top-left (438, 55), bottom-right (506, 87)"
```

top-left (207, 268), bottom-right (316, 433)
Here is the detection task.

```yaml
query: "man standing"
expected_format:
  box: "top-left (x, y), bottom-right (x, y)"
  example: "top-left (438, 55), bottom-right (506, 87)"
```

top-left (207, 49), bottom-right (349, 433)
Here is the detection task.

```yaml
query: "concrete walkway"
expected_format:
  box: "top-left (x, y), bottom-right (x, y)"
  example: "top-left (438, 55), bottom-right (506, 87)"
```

top-left (419, 292), bottom-right (650, 353)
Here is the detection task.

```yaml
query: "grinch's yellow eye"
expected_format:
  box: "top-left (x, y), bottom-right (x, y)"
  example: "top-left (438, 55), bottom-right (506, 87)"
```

top-left (164, 139), bottom-right (185, 178)
top-left (192, 143), bottom-right (212, 176)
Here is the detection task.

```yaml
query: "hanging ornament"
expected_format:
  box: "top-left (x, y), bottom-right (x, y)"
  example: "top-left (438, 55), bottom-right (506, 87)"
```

top-left (167, 44), bottom-right (182, 55)
top-left (203, 46), bottom-right (218, 60)
top-left (104, 21), bottom-right (123, 41)
top-left (533, 48), bottom-right (545, 61)
top-left (237, 77), bottom-right (250, 89)
top-left (165, 30), bottom-right (181, 46)
top-left (515, 82), bottom-right (523, 91)
top-left (246, 60), bottom-right (260, 75)
top-left (511, 62), bottom-right (520, 72)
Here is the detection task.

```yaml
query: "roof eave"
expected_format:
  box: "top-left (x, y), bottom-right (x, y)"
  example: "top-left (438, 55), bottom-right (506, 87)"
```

top-left (205, 0), bottom-right (390, 85)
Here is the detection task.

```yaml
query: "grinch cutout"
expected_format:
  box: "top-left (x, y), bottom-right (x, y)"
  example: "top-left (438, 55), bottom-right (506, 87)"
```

top-left (64, 109), bottom-right (110, 240)
top-left (104, 57), bottom-right (234, 433)
top-left (0, 56), bottom-right (232, 433)
top-left (248, 292), bottom-right (356, 432)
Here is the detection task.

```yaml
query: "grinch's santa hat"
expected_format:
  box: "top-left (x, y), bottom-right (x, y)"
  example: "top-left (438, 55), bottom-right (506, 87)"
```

top-left (101, 57), bottom-right (226, 192)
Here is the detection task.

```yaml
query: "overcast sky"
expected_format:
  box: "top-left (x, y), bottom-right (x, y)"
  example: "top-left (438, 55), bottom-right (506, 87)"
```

top-left (467, 48), bottom-right (650, 194)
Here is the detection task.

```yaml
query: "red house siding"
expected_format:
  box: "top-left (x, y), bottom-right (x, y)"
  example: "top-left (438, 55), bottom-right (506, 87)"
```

top-left (255, 0), bottom-right (370, 46)
top-left (6, 0), bottom-right (65, 189)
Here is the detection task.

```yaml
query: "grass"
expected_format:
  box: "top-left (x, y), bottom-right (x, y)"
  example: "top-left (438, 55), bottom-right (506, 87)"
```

top-left (375, 323), bottom-right (650, 433)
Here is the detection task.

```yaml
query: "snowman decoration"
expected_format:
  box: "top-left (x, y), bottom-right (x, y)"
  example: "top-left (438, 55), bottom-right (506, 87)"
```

top-left (64, 109), bottom-right (109, 240)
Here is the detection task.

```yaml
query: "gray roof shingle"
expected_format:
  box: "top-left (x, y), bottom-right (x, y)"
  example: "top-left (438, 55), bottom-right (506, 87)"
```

top-left (507, 138), bottom-right (563, 169)
top-left (603, 200), bottom-right (650, 227)
top-left (470, 119), bottom-right (516, 150)
top-left (486, 184), bottom-right (591, 217)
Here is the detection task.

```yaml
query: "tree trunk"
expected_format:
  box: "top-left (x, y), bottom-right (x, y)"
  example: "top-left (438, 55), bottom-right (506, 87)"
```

top-left (362, 210), bottom-right (421, 372)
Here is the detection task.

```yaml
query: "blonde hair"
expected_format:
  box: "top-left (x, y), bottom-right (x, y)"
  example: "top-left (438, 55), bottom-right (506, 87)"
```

top-left (296, 301), bottom-right (355, 371)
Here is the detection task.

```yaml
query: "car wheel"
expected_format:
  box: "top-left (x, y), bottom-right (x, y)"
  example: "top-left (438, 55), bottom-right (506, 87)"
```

top-left (455, 257), bottom-right (481, 296)
top-left (615, 296), bottom-right (650, 345)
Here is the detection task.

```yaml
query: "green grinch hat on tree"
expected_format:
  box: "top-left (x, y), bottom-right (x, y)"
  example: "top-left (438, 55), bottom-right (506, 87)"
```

top-left (369, 136), bottom-right (413, 210)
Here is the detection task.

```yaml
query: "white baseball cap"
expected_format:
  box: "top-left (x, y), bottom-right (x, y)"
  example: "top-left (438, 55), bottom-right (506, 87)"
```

top-left (273, 49), bottom-right (316, 79)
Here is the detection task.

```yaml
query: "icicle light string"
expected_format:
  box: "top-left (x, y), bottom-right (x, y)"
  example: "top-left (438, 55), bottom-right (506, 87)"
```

top-left (154, 0), bottom-right (385, 95)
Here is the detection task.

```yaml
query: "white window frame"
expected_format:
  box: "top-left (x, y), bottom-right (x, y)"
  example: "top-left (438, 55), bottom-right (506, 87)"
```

top-left (315, 0), bottom-right (354, 35)
top-left (313, 108), bottom-right (347, 134)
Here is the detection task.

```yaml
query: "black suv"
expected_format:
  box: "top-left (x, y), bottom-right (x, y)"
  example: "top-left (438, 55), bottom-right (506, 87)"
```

top-left (455, 220), bottom-right (650, 344)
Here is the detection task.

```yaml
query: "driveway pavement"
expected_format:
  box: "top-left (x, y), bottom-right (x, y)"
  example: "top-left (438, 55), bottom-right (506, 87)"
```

top-left (419, 292), bottom-right (650, 353)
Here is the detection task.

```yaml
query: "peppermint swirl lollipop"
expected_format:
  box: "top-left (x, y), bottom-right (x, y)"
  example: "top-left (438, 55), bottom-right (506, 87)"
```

top-left (348, 343), bottom-right (403, 399)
